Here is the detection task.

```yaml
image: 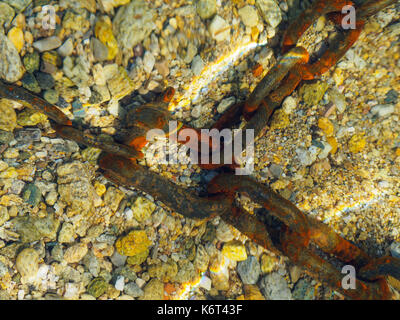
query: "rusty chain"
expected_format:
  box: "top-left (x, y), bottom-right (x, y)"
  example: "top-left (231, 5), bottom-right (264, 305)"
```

top-left (0, 0), bottom-right (399, 300)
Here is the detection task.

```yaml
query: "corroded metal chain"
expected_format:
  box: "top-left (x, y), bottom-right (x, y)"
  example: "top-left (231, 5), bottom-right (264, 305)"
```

top-left (1, 0), bottom-right (399, 300)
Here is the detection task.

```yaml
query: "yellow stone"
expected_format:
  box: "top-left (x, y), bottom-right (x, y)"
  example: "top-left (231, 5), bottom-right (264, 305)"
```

top-left (95, 16), bottom-right (119, 60)
top-left (318, 117), bottom-right (334, 137)
top-left (107, 66), bottom-right (134, 100)
top-left (100, 0), bottom-right (130, 11)
top-left (396, 148), bottom-right (400, 157)
top-left (270, 109), bottom-right (290, 130)
top-left (326, 136), bottom-right (338, 154)
top-left (348, 134), bottom-right (366, 153)
top-left (3, 148), bottom-right (19, 159)
top-left (271, 179), bottom-right (289, 190)
top-left (260, 254), bottom-right (278, 273)
top-left (8, 27), bottom-right (24, 53)
top-left (221, 240), bottom-right (247, 261)
top-left (42, 51), bottom-right (62, 67)
top-left (126, 248), bottom-right (149, 265)
top-left (94, 181), bottom-right (107, 197)
top-left (104, 186), bottom-right (125, 212)
top-left (363, 21), bottom-right (381, 34)
top-left (0, 99), bottom-right (17, 132)
top-left (0, 167), bottom-right (18, 179)
top-left (332, 68), bottom-right (344, 86)
top-left (243, 284), bottom-right (265, 300)
top-left (251, 26), bottom-right (259, 42)
top-left (0, 194), bottom-right (23, 206)
top-left (16, 164), bottom-right (35, 179)
top-left (82, 147), bottom-right (102, 163)
top-left (113, 0), bottom-right (131, 6)
top-left (17, 109), bottom-right (48, 126)
top-left (131, 197), bottom-right (156, 222)
top-left (115, 230), bottom-right (151, 257)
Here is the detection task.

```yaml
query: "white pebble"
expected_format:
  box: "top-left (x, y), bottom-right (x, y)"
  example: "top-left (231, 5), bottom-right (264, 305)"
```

top-left (136, 278), bottom-right (146, 288)
top-left (143, 51), bottom-right (156, 74)
top-left (217, 97), bottom-right (236, 114)
top-left (370, 104), bottom-right (395, 118)
top-left (282, 96), bottom-right (297, 114)
top-left (64, 283), bottom-right (79, 299)
top-left (199, 276), bottom-right (212, 291)
top-left (209, 15), bottom-right (230, 42)
top-left (191, 55), bottom-right (204, 76)
top-left (115, 276), bottom-right (125, 291)
top-left (18, 290), bottom-right (25, 300)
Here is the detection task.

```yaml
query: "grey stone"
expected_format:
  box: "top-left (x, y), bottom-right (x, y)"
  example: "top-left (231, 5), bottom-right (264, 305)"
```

top-left (237, 256), bottom-right (261, 284)
top-left (43, 89), bottom-right (59, 104)
top-left (21, 73), bottom-right (41, 93)
top-left (260, 272), bottom-right (292, 300)
top-left (370, 104), bottom-right (395, 118)
top-left (191, 55), bottom-right (204, 76)
top-left (35, 72), bottom-right (55, 90)
top-left (0, 130), bottom-right (14, 144)
top-left (292, 279), bottom-right (315, 300)
top-left (15, 128), bottom-right (41, 143)
top-left (217, 97), bottom-right (236, 114)
top-left (83, 251), bottom-right (100, 277)
top-left (184, 42), bottom-right (197, 64)
top-left (0, 261), bottom-right (8, 278)
top-left (124, 282), bottom-right (144, 297)
top-left (389, 242), bottom-right (400, 259)
top-left (33, 36), bottom-right (62, 52)
top-left (13, 214), bottom-right (60, 243)
top-left (0, 30), bottom-right (24, 82)
top-left (269, 163), bottom-right (282, 178)
top-left (0, 3), bottom-right (15, 28)
top-left (255, 0), bottom-right (282, 28)
top-left (51, 244), bottom-right (64, 262)
top-left (9, 180), bottom-right (25, 195)
top-left (110, 251), bottom-right (127, 267)
top-left (22, 183), bottom-right (42, 206)
top-left (295, 147), bottom-right (318, 167)
top-left (328, 88), bottom-right (346, 113)
top-left (174, 262), bottom-right (196, 284)
top-left (57, 38), bottom-right (74, 57)
top-left (91, 37), bottom-right (109, 62)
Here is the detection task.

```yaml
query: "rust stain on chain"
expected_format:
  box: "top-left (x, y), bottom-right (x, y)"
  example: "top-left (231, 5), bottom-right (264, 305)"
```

top-left (0, 0), bottom-right (399, 300)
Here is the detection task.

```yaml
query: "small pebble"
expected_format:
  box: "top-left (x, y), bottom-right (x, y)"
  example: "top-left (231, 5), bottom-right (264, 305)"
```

top-left (16, 248), bottom-right (39, 280)
top-left (33, 36), bottom-right (62, 52)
